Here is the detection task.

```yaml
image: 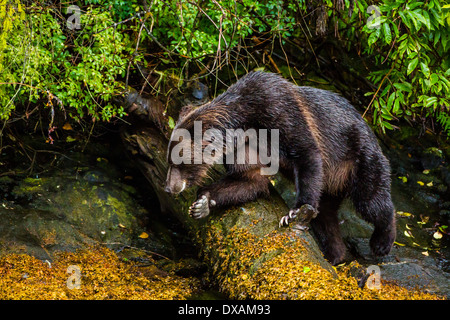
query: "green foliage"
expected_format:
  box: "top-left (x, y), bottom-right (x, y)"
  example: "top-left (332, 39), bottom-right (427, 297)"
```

top-left (0, 1), bottom-right (130, 122)
top-left (0, 0), bottom-right (306, 124)
top-left (359, 0), bottom-right (450, 135)
top-left (0, 0), bottom-right (449, 137)
top-left (149, 0), bottom-right (301, 59)
top-left (0, 0), bottom-right (26, 119)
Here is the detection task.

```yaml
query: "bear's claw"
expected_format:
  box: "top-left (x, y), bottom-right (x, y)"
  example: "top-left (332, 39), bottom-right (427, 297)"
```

top-left (188, 194), bottom-right (215, 219)
top-left (279, 204), bottom-right (317, 229)
top-left (279, 208), bottom-right (300, 227)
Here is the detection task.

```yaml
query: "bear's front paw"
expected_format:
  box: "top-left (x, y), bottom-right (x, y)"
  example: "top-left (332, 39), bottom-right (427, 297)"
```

top-left (188, 194), bottom-right (216, 219)
top-left (279, 208), bottom-right (300, 227)
top-left (279, 204), bottom-right (318, 229)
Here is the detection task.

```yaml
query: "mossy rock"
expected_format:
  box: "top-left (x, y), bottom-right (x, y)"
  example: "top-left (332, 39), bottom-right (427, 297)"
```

top-left (0, 171), bottom-right (173, 260)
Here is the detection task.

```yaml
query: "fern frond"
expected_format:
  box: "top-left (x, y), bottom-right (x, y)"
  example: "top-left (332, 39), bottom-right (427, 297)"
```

top-left (436, 110), bottom-right (450, 137)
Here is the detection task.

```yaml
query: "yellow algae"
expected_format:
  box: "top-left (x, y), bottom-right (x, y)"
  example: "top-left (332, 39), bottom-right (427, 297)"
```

top-left (203, 224), bottom-right (442, 300)
top-left (0, 246), bottom-right (199, 300)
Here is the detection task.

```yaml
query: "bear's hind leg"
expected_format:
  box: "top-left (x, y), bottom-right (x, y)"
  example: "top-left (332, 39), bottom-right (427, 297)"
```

top-left (351, 154), bottom-right (396, 257)
top-left (311, 194), bottom-right (346, 265)
top-left (354, 193), bottom-right (396, 257)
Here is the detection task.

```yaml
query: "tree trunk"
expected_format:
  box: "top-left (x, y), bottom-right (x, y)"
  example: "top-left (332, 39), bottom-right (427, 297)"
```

top-left (118, 86), bottom-right (337, 299)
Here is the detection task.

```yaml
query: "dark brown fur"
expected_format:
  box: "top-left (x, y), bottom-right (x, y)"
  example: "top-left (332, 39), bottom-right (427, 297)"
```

top-left (165, 71), bottom-right (396, 265)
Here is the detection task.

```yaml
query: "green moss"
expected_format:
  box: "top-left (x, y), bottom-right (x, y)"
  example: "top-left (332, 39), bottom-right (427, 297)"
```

top-left (12, 177), bottom-right (46, 196)
top-left (424, 147), bottom-right (444, 158)
top-left (106, 194), bottom-right (131, 227)
top-left (0, 176), bottom-right (14, 185)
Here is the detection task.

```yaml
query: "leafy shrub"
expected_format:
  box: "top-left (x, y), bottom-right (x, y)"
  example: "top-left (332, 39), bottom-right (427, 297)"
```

top-left (360, 0), bottom-right (450, 134)
top-left (149, 0), bottom-right (299, 59)
top-left (0, 1), bottom-right (130, 122)
top-left (0, 0), bottom-right (449, 137)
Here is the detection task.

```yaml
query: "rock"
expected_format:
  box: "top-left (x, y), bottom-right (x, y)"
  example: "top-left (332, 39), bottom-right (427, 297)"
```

top-left (190, 81), bottom-right (209, 101)
top-left (440, 202), bottom-right (450, 210)
top-left (339, 209), bottom-right (450, 297)
top-left (0, 161), bottom-right (174, 261)
top-left (441, 167), bottom-right (450, 190)
top-left (121, 125), bottom-right (343, 300)
top-left (350, 238), bottom-right (450, 297)
top-left (439, 210), bottom-right (450, 226)
top-left (0, 136), bottom-right (212, 300)
top-left (421, 147), bottom-right (446, 170)
top-left (82, 170), bottom-right (111, 183)
top-left (439, 210), bottom-right (450, 219)
top-left (416, 190), bottom-right (440, 204)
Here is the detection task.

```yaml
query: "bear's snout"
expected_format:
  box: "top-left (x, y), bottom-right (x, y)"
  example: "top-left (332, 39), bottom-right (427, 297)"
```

top-left (165, 166), bottom-right (187, 194)
top-left (164, 180), bottom-right (187, 194)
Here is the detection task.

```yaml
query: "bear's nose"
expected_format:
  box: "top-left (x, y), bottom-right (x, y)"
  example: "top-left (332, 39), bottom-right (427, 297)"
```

top-left (164, 185), bottom-right (172, 193)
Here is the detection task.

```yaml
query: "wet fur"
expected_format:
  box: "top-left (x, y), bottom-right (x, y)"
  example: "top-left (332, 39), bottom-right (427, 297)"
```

top-left (167, 71), bottom-right (396, 265)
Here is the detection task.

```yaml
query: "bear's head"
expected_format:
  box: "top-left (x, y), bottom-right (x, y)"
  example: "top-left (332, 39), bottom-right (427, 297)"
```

top-left (164, 162), bottom-right (210, 195)
top-left (164, 104), bottom-right (228, 195)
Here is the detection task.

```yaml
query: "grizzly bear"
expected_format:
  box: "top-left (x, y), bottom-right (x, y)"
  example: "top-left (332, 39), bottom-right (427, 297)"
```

top-left (164, 71), bottom-right (396, 265)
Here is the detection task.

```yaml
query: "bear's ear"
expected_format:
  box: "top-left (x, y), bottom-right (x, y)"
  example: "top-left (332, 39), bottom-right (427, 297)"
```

top-left (178, 104), bottom-right (196, 122)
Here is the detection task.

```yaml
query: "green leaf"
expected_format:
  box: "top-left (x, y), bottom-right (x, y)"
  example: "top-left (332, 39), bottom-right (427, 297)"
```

top-left (408, 2), bottom-right (424, 11)
top-left (407, 51), bottom-right (418, 60)
top-left (407, 57), bottom-right (419, 75)
top-left (430, 73), bottom-right (439, 86)
top-left (381, 112), bottom-right (393, 120)
top-left (423, 79), bottom-right (431, 91)
top-left (421, 11), bottom-right (431, 30)
top-left (368, 28), bottom-right (381, 46)
top-left (442, 34), bottom-right (449, 51)
top-left (420, 62), bottom-right (430, 77)
top-left (168, 116), bottom-right (175, 129)
top-left (398, 33), bottom-right (408, 42)
top-left (431, 8), bottom-right (444, 26)
top-left (382, 120), bottom-right (394, 130)
top-left (406, 11), bottom-right (421, 31)
top-left (380, 85), bottom-right (390, 98)
top-left (394, 82), bottom-right (413, 93)
top-left (393, 98), bottom-right (400, 114)
top-left (434, 31), bottom-right (441, 46)
top-left (382, 23), bottom-right (392, 44)
top-left (387, 92), bottom-right (396, 108)
top-left (445, 68), bottom-right (450, 77)
top-left (439, 74), bottom-right (450, 91)
top-left (425, 96), bottom-right (438, 107)
top-left (412, 10), bottom-right (430, 30)
top-left (399, 11), bottom-right (412, 30)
